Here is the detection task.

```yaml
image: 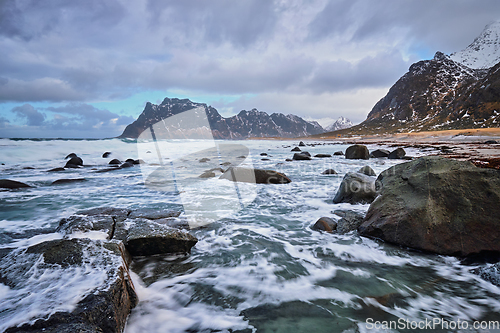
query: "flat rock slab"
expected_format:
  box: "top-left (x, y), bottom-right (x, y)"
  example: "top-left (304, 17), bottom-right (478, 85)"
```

top-left (1, 239), bottom-right (137, 333)
top-left (128, 209), bottom-right (181, 220)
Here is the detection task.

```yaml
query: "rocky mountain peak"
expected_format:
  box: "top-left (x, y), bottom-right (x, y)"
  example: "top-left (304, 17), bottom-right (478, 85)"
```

top-left (450, 21), bottom-right (500, 69)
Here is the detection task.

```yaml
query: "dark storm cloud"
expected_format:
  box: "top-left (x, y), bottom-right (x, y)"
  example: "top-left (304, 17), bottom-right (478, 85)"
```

top-left (146, 0), bottom-right (279, 48)
top-left (12, 104), bottom-right (46, 126)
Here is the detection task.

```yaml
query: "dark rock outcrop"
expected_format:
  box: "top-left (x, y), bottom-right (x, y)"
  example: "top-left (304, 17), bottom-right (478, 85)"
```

top-left (345, 145), bottom-right (369, 160)
top-left (103, 152), bottom-right (112, 158)
top-left (65, 153), bottom-right (77, 159)
top-left (65, 157), bottom-right (83, 168)
top-left (359, 156), bottom-right (500, 256)
top-left (291, 147), bottom-right (301, 152)
top-left (293, 153), bottom-right (312, 161)
top-left (0, 179), bottom-right (31, 189)
top-left (220, 167), bottom-right (291, 184)
top-left (357, 165), bottom-right (376, 176)
top-left (333, 172), bottom-right (377, 204)
top-left (314, 154), bottom-right (332, 158)
top-left (333, 210), bottom-right (365, 234)
top-left (333, 151), bottom-right (344, 156)
top-left (51, 178), bottom-right (87, 185)
top-left (109, 159), bottom-right (121, 165)
top-left (1, 239), bottom-right (137, 333)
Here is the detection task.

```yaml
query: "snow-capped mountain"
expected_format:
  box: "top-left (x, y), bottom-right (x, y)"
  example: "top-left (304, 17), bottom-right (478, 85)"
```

top-left (119, 97), bottom-right (325, 139)
top-left (325, 117), bottom-right (353, 132)
top-left (337, 22), bottom-right (500, 135)
top-left (450, 21), bottom-right (500, 69)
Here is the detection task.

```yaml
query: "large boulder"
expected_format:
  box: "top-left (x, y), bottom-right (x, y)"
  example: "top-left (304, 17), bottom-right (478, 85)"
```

top-left (333, 172), bottom-right (377, 204)
top-left (345, 145), bottom-right (369, 160)
top-left (370, 149), bottom-right (390, 158)
top-left (359, 156), bottom-right (500, 257)
top-left (292, 153), bottom-right (312, 161)
top-left (388, 147), bottom-right (406, 159)
top-left (65, 157), bottom-right (83, 168)
top-left (1, 239), bottom-right (137, 333)
top-left (220, 167), bottom-right (291, 184)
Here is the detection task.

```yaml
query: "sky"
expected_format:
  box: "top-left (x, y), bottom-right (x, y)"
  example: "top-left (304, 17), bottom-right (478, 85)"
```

top-left (0, 0), bottom-right (499, 138)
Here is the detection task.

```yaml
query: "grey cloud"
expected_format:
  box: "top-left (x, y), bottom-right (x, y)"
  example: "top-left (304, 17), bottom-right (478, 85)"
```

top-left (0, 116), bottom-right (9, 128)
top-left (0, 78), bottom-right (85, 102)
top-left (12, 104), bottom-right (46, 126)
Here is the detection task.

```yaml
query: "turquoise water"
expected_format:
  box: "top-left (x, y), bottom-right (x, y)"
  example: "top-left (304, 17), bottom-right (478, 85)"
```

top-left (1, 138), bottom-right (499, 333)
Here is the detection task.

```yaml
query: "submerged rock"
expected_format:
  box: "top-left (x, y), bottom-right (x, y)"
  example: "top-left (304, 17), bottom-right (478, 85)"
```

top-left (345, 145), bottom-right (369, 160)
top-left (359, 156), bottom-right (500, 256)
top-left (47, 167), bottom-right (66, 172)
top-left (471, 263), bottom-right (500, 286)
top-left (333, 172), bottom-right (377, 204)
top-left (51, 178), bottom-right (87, 185)
top-left (0, 179), bottom-right (32, 189)
top-left (1, 239), bottom-right (137, 333)
top-left (220, 167), bottom-right (291, 184)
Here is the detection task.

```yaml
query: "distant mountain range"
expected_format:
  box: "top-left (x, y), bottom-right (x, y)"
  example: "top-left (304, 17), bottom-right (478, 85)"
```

top-left (324, 21), bottom-right (500, 136)
top-left (325, 116), bottom-right (353, 132)
top-left (119, 97), bottom-right (326, 139)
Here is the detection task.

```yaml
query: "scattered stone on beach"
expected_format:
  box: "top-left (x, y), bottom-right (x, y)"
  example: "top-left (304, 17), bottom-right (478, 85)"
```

top-left (102, 152), bottom-right (112, 158)
top-left (1, 238), bottom-right (137, 333)
top-left (47, 167), bottom-right (66, 172)
top-left (109, 159), bottom-right (121, 165)
top-left (291, 147), bottom-right (301, 152)
top-left (311, 217), bottom-right (337, 233)
top-left (370, 149), bottom-right (390, 158)
top-left (65, 157), bottom-right (83, 168)
top-left (357, 165), bottom-right (376, 176)
top-left (333, 210), bottom-right (365, 234)
top-left (51, 178), bottom-right (87, 185)
top-left (345, 145), bottom-right (369, 160)
top-left (333, 151), bottom-right (344, 156)
top-left (359, 156), bottom-right (500, 257)
top-left (314, 153), bottom-right (332, 158)
top-left (220, 167), bottom-right (291, 184)
top-left (0, 179), bottom-right (32, 189)
top-left (65, 153), bottom-right (78, 159)
top-left (322, 169), bottom-right (337, 175)
top-left (333, 172), bottom-right (377, 204)
top-left (199, 158), bottom-right (210, 163)
top-left (388, 147), bottom-right (406, 159)
top-left (485, 140), bottom-right (498, 144)
top-left (293, 152), bottom-right (312, 161)
top-left (199, 170), bottom-right (216, 178)
top-left (299, 141), bottom-right (306, 146)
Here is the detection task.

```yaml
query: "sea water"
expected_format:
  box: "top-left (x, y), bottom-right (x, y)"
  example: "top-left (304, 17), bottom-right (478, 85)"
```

top-left (1, 138), bottom-right (499, 333)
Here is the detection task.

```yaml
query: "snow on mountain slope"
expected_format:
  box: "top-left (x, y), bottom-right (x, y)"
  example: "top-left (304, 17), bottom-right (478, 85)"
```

top-left (325, 116), bottom-right (353, 132)
top-left (450, 21), bottom-right (500, 69)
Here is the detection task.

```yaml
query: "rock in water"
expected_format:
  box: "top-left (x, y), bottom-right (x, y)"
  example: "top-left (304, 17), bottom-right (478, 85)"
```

top-left (333, 172), bottom-right (377, 204)
top-left (358, 165), bottom-right (376, 176)
top-left (291, 147), bottom-right (301, 152)
top-left (345, 145), bottom-right (369, 159)
top-left (109, 159), bottom-right (121, 165)
top-left (102, 152), bottom-right (112, 158)
top-left (51, 178), bottom-right (87, 185)
top-left (322, 169), bottom-right (337, 175)
top-left (220, 167), bottom-right (291, 184)
top-left (299, 141), bottom-right (306, 146)
top-left (292, 153), bottom-right (312, 161)
top-left (333, 210), bottom-right (365, 234)
top-left (65, 153), bottom-right (78, 159)
top-left (333, 151), bottom-right (344, 156)
top-left (1, 239), bottom-right (137, 333)
top-left (359, 156), bottom-right (500, 256)
top-left (370, 149), bottom-right (390, 158)
top-left (388, 147), bottom-right (406, 159)
top-left (65, 157), bottom-right (83, 168)
top-left (311, 217), bottom-right (337, 233)
top-left (0, 179), bottom-right (31, 189)
top-left (314, 153), bottom-right (332, 158)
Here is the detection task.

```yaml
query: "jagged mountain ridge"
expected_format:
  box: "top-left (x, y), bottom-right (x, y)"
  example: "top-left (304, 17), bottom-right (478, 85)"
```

top-left (325, 23), bottom-right (500, 136)
top-left (119, 97), bottom-right (325, 139)
top-left (325, 116), bottom-right (353, 132)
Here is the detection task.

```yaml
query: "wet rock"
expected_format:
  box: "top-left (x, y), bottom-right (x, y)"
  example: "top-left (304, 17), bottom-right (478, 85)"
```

top-left (359, 156), bottom-right (500, 256)
top-left (485, 140), bottom-right (498, 144)
top-left (2, 239), bottom-right (137, 333)
top-left (120, 161), bottom-right (134, 168)
top-left (128, 209), bottom-right (181, 220)
top-left (57, 214), bottom-right (116, 239)
top-left (333, 151), bottom-right (344, 156)
top-left (261, 158), bottom-right (270, 161)
top-left (293, 153), bottom-right (312, 161)
top-left (133, 159), bottom-right (144, 165)
top-left (199, 170), bottom-right (216, 178)
top-left (314, 153), bottom-right (332, 158)
top-left (199, 158), bottom-right (210, 163)
top-left (357, 165), bottom-right (376, 176)
top-left (322, 169), bottom-right (337, 175)
top-left (285, 158), bottom-right (293, 162)
top-left (333, 172), bottom-right (377, 204)
top-left (109, 159), bottom-right (121, 165)
top-left (299, 141), bottom-right (306, 146)
top-left (345, 145), bottom-right (369, 160)
top-left (260, 153), bottom-right (268, 156)
top-left (47, 167), bottom-right (66, 172)
top-left (471, 263), bottom-right (500, 286)
top-left (291, 147), bottom-right (301, 152)
top-left (51, 178), bottom-right (87, 185)
top-left (333, 210), bottom-right (365, 234)
top-left (23, 166), bottom-right (35, 170)
top-left (102, 152), bottom-right (112, 158)
top-left (65, 153), bottom-right (78, 159)
top-left (220, 161), bottom-right (232, 166)
top-left (388, 147), bottom-right (406, 159)
top-left (311, 217), bottom-right (337, 233)
top-left (370, 149), bottom-right (390, 158)
top-left (220, 167), bottom-right (291, 184)
top-left (123, 219), bottom-right (197, 256)
top-left (0, 179), bottom-right (32, 189)
top-left (65, 157), bottom-right (83, 168)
